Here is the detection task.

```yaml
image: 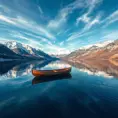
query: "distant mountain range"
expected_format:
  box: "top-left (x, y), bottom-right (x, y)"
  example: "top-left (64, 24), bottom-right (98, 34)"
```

top-left (0, 41), bottom-right (52, 61)
top-left (65, 39), bottom-right (118, 63)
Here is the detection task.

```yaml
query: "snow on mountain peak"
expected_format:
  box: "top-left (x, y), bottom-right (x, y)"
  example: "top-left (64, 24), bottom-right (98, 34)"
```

top-left (80, 40), bottom-right (114, 50)
top-left (3, 41), bottom-right (38, 55)
top-left (1, 40), bottom-right (50, 58)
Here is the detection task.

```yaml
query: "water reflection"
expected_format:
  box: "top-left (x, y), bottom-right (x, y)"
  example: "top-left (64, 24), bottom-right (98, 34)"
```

top-left (1, 59), bottom-right (118, 79)
top-left (32, 73), bottom-right (72, 85)
top-left (1, 60), bottom-right (118, 118)
top-left (68, 60), bottom-right (118, 78)
top-left (0, 61), bottom-right (23, 75)
top-left (0, 60), bottom-right (51, 79)
top-left (38, 60), bottom-right (71, 70)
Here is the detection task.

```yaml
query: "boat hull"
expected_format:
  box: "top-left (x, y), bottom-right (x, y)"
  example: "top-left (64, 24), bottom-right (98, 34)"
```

top-left (32, 67), bottom-right (71, 77)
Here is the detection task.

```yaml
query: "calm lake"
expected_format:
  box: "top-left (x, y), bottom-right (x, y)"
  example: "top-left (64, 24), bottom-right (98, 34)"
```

top-left (0, 60), bottom-right (118, 118)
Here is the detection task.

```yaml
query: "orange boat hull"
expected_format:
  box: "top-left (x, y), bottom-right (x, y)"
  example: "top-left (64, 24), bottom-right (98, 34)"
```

top-left (32, 67), bottom-right (71, 77)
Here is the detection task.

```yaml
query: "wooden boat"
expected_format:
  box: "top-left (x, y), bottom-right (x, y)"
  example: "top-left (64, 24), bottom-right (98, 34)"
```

top-left (32, 67), bottom-right (71, 77)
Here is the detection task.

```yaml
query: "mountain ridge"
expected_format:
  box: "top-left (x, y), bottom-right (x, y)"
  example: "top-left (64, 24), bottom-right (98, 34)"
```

top-left (0, 41), bottom-right (52, 61)
top-left (64, 39), bottom-right (118, 63)
top-left (2, 41), bottom-right (50, 58)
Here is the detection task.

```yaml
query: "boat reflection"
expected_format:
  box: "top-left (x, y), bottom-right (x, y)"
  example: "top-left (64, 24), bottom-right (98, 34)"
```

top-left (32, 73), bottom-right (72, 85)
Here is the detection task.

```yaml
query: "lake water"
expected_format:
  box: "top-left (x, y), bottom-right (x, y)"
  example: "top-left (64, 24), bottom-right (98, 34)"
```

top-left (0, 60), bottom-right (118, 118)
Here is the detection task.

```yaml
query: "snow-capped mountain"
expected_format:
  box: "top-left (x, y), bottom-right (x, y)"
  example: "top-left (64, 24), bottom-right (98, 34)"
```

top-left (0, 44), bottom-right (22, 60)
top-left (2, 41), bottom-right (51, 59)
top-left (0, 43), bottom-right (17, 55)
top-left (79, 40), bottom-right (113, 50)
top-left (65, 39), bottom-right (118, 61)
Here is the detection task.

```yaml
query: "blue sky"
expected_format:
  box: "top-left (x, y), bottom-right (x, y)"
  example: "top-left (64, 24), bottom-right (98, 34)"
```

top-left (0, 0), bottom-right (118, 54)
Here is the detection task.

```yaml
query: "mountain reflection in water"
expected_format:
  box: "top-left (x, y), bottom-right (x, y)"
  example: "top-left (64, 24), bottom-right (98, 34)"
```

top-left (68, 59), bottom-right (118, 78)
top-left (0, 60), bottom-right (51, 78)
top-left (1, 59), bottom-right (118, 79)
top-left (1, 60), bottom-right (118, 118)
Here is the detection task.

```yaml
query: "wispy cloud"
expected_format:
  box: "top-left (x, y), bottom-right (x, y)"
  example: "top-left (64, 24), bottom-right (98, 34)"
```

top-left (15, 16), bottom-right (56, 40)
top-left (67, 0), bottom-right (102, 42)
top-left (47, 10), bottom-right (67, 29)
top-left (23, 32), bottom-right (53, 45)
top-left (9, 31), bottom-right (43, 47)
top-left (67, 28), bottom-right (96, 41)
top-left (38, 5), bottom-right (43, 14)
top-left (0, 15), bottom-right (16, 25)
top-left (82, 14), bottom-right (101, 32)
top-left (47, 0), bottom-right (90, 30)
top-left (101, 10), bottom-right (118, 28)
top-left (101, 30), bottom-right (118, 40)
top-left (59, 41), bottom-right (65, 46)
top-left (76, 0), bottom-right (102, 25)
top-left (0, 9), bottom-right (56, 41)
top-left (76, 0), bottom-right (102, 31)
